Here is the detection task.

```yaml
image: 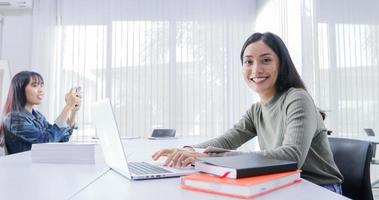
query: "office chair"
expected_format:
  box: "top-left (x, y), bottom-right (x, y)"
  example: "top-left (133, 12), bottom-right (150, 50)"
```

top-left (364, 128), bottom-right (379, 164)
top-left (0, 146), bottom-right (5, 156)
top-left (364, 128), bottom-right (379, 187)
top-left (329, 137), bottom-right (373, 200)
top-left (4, 129), bottom-right (32, 155)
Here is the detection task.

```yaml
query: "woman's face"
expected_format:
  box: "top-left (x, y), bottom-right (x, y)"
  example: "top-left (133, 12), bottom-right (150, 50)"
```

top-left (242, 40), bottom-right (280, 102)
top-left (25, 77), bottom-right (44, 106)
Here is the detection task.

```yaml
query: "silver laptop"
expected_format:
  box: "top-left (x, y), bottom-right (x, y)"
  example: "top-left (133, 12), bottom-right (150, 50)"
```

top-left (91, 99), bottom-right (195, 180)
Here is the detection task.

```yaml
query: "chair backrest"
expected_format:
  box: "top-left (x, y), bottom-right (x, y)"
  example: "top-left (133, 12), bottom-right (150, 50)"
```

top-left (4, 129), bottom-right (32, 154)
top-left (364, 128), bottom-right (376, 137)
top-left (364, 128), bottom-right (377, 158)
top-left (0, 146), bottom-right (5, 156)
top-left (328, 137), bottom-right (373, 200)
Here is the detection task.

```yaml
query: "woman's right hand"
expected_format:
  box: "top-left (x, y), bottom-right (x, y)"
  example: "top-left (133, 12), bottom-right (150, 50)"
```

top-left (152, 147), bottom-right (208, 167)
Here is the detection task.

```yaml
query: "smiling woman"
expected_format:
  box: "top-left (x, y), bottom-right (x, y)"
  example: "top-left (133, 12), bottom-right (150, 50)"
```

top-left (0, 71), bottom-right (82, 154)
top-left (152, 32), bottom-right (344, 194)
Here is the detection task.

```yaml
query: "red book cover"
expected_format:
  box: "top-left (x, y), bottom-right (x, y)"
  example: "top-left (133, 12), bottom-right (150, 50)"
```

top-left (181, 170), bottom-right (301, 199)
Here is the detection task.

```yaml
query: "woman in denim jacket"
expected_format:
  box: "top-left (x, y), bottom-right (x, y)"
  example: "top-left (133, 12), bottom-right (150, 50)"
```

top-left (0, 71), bottom-right (81, 154)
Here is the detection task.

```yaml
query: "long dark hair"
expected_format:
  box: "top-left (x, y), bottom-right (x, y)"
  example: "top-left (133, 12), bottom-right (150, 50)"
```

top-left (240, 32), bottom-right (306, 93)
top-left (0, 71), bottom-right (44, 146)
top-left (240, 32), bottom-right (327, 120)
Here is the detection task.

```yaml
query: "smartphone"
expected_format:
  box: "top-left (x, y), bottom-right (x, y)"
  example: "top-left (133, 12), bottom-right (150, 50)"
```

top-left (75, 86), bottom-right (81, 107)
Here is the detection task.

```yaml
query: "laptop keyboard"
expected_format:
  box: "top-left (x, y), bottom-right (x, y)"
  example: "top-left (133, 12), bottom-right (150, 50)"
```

top-left (128, 162), bottom-right (173, 175)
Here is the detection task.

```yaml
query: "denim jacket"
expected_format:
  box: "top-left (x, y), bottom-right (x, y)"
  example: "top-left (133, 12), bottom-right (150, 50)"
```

top-left (3, 109), bottom-right (73, 154)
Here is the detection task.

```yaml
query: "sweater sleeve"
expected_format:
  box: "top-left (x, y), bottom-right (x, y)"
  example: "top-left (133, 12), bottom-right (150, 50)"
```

top-left (191, 106), bottom-right (257, 150)
top-left (258, 90), bottom-right (318, 167)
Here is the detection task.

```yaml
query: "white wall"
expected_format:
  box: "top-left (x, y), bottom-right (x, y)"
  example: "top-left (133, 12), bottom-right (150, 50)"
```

top-left (0, 11), bottom-right (32, 75)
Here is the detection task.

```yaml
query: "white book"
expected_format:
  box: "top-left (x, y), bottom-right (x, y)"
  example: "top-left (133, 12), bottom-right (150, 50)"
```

top-left (31, 142), bottom-right (102, 164)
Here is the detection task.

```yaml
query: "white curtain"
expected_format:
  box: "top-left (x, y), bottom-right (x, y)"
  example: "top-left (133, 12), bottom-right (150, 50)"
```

top-left (256, 0), bottom-right (379, 137)
top-left (32, 0), bottom-right (258, 140)
top-left (31, 0), bottom-right (59, 120)
top-left (302, 0), bottom-right (379, 136)
top-left (32, 0), bottom-right (379, 140)
top-left (314, 0), bottom-right (379, 135)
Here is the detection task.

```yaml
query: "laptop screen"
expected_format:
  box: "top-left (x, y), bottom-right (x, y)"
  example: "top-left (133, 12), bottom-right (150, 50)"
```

top-left (91, 99), bottom-right (132, 178)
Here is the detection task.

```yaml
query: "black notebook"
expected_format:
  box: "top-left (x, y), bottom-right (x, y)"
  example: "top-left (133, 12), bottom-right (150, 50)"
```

top-left (195, 153), bottom-right (297, 179)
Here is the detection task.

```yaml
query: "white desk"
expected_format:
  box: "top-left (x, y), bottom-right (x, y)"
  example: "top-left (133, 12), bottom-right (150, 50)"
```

top-left (0, 138), bottom-right (349, 200)
top-left (73, 138), bottom-right (348, 200)
top-left (0, 151), bottom-right (108, 200)
top-left (70, 169), bottom-right (348, 200)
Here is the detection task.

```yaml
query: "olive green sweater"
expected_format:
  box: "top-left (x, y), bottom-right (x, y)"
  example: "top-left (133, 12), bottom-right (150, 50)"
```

top-left (192, 88), bottom-right (343, 185)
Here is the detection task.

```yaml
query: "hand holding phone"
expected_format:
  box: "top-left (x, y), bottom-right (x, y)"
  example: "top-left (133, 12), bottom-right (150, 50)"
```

top-left (74, 86), bottom-right (82, 107)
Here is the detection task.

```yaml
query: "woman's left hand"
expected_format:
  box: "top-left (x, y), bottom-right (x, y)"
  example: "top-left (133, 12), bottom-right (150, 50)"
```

top-left (65, 88), bottom-right (81, 111)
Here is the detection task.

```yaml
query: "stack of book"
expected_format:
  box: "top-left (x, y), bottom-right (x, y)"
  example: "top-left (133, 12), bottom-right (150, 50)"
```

top-left (181, 154), bottom-right (301, 199)
top-left (31, 142), bottom-right (101, 164)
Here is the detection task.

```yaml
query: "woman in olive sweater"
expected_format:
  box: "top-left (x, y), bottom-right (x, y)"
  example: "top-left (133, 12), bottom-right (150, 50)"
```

top-left (152, 32), bottom-right (343, 194)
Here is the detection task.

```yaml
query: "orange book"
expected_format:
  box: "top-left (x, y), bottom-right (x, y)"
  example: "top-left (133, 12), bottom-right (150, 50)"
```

top-left (181, 170), bottom-right (301, 199)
